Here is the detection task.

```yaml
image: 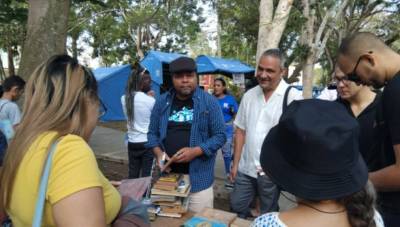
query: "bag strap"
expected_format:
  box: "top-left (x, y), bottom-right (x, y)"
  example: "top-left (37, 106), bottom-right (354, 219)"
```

top-left (282, 86), bottom-right (293, 113)
top-left (32, 139), bottom-right (61, 227)
top-left (0, 101), bottom-right (10, 114)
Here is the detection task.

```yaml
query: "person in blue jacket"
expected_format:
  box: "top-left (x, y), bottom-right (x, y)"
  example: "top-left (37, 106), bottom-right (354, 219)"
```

top-left (213, 77), bottom-right (238, 187)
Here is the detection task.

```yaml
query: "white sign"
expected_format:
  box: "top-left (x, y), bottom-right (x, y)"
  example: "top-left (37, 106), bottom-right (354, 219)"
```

top-left (232, 73), bottom-right (245, 85)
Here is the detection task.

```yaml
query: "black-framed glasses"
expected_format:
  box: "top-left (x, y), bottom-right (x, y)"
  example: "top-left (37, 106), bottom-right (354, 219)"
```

top-left (333, 76), bottom-right (351, 86)
top-left (99, 100), bottom-right (107, 118)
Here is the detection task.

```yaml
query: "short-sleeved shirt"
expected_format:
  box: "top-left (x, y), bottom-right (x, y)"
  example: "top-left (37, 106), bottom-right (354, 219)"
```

top-left (8, 132), bottom-right (121, 226)
top-left (163, 96), bottom-right (193, 174)
top-left (0, 99), bottom-right (21, 126)
top-left (217, 95), bottom-right (238, 138)
top-left (381, 72), bottom-right (400, 213)
top-left (121, 92), bottom-right (155, 143)
top-left (234, 80), bottom-right (303, 178)
top-left (252, 211), bottom-right (384, 227)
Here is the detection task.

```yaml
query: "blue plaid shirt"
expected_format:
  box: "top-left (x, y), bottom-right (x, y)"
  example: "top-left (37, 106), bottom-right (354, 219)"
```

top-left (146, 87), bottom-right (226, 192)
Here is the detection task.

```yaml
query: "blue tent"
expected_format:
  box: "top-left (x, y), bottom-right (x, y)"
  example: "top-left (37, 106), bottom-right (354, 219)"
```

top-left (196, 55), bottom-right (255, 76)
top-left (140, 50), bottom-right (185, 95)
top-left (93, 64), bottom-right (131, 121)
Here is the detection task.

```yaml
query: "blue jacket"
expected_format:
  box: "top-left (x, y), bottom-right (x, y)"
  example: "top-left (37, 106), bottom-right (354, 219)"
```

top-left (146, 87), bottom-right (226, 192)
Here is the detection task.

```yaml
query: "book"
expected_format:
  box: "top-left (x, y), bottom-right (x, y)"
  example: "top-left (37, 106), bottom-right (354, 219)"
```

top-left (150, 195), bottom-right (176, 203)
top-left (153, 181), bottom-right (178, 191)
top-left (158, 173), bottom-right (182, 183)
top-left (154, 199), bottom-right (182, 207)
top-left (159, 197), bottom-right (189, 214)
top-left (157, 211), bottom-right (182, 218)
top-left (151, 175), bottom-right (191, 197)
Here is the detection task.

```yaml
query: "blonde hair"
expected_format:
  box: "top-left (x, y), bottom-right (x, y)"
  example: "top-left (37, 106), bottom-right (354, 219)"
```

top-left (0, 55), bottom-right (99, 211)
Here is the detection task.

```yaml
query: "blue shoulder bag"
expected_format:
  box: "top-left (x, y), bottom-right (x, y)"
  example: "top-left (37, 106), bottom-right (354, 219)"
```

top-left (2, 139), bottom-right (60, 227)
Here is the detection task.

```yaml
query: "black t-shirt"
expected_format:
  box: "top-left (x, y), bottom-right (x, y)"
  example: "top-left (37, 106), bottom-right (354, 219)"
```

top-left (163, 96), bottom-right (193, 174)
top-left (380, 72), bottom-right (400, 213)
top-left (337, 93), bottom-right (386, 172)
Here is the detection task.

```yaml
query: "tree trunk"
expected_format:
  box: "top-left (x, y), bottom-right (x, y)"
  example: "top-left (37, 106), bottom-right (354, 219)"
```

top-left (136, 27), bottom-right (145, 59)
top-left (0, 57), bottom-right (6, 81)
top-left (216, 0), bottom-right (222, 58)
top-left (301, 0), bottom-right (315, 98)
top-left (71, 35), bottom-right (78, 59)
top-left (256, 0), bottom-right (293, 61)
top-left (7, 46), bottom-right (16, 77)
top-left (301, 0), bottom-right (349, 97)
top-left (18, 0), bottom-right (70, 80)
top-left (302, 52), bottom-right (315, 98)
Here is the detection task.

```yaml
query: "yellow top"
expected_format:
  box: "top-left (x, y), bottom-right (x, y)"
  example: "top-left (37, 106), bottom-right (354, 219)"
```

top-left (8, 132), bottom-right (121, 226)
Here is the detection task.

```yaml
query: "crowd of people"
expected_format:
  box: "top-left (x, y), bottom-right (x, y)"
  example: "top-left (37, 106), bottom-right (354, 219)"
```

top-left (0, 31), bottom-right (399, 227)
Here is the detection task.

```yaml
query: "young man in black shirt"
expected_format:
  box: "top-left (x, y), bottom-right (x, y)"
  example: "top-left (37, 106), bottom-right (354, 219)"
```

top-left (334, 66), bottom-right (385, 171)
top-left (338, 32), bottom-right (400, 226)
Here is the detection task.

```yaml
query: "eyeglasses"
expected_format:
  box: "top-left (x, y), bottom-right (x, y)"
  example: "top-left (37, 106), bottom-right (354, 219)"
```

top-left (99, 100), bottom-right (107, 118)
top-left (333, 76), bottom-right (351, 86)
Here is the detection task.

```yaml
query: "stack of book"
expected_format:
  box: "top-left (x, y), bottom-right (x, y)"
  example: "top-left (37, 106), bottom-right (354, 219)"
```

top-left (153, 173), bottom-right (182, 191)
top-left (149, 174), bottom-right (191, 218)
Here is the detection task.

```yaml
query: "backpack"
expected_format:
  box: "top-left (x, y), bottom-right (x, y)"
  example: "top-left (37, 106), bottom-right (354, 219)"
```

top-left (282, 86), bottom-right (294, 113)
top-left (0, 101), bottom-right (11, 166)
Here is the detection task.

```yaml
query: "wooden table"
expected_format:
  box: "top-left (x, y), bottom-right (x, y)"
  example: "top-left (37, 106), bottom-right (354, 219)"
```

top-left (151, 212), bottom-right (194, 227)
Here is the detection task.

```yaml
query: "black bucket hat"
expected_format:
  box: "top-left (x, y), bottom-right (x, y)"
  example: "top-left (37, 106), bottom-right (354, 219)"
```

top-left (260, 99), bottom-right (368, 201)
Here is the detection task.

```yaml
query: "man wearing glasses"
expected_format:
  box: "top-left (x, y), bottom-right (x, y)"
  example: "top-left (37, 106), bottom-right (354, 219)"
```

top-left (334, 64), bottom-right (385, 176)
top-left (337, 32), bottom-right (400, 226)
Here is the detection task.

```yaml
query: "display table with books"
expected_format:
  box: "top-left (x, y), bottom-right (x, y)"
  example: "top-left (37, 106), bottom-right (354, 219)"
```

top-left (147, 174), bottom-right (252, 226)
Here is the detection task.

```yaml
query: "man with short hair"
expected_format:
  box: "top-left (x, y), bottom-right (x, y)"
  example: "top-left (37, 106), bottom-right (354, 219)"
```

top-left (0, 75), bottom-right (25, 127)
top-left (230, 49), bottom-right (303, 218)
top-left (0, 75), bottom-right (25, 165)
top-left (146, 57), bottom-right (226, 212)
top-left (334, 65), bottom-right (385, 171)
top-left (338, 32), bottom-right (400, 226)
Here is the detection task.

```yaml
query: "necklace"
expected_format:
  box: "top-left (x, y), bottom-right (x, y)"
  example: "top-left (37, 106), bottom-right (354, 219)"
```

top-left (281, 192), bottom-right (346, 214)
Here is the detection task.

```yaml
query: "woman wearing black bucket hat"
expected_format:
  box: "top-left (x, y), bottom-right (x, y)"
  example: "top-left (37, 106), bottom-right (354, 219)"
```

top-left (252, 99), bottom-right (384, 227)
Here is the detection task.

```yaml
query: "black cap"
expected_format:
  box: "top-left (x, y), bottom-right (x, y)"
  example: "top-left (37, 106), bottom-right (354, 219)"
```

top-left (169, 57), bottom-right (197, 74)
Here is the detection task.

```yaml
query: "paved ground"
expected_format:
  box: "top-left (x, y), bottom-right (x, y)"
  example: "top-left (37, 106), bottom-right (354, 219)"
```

top-left (90, 126), bottom-right (294, 211)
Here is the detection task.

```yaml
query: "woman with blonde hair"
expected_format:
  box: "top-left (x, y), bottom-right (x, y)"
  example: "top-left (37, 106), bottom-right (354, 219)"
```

top-left (0, 55), bottom-right (125, 226)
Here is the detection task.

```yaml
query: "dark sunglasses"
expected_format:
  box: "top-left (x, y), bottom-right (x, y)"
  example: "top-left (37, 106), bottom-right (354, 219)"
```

top-left (345, 56), bottom-right (363, 84)
top-left (345, 51), bottom-right (373, 84)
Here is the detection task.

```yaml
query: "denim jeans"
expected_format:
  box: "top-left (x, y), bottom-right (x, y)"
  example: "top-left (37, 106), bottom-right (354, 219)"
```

top-left (221, 136), bottom-right (233, 175)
